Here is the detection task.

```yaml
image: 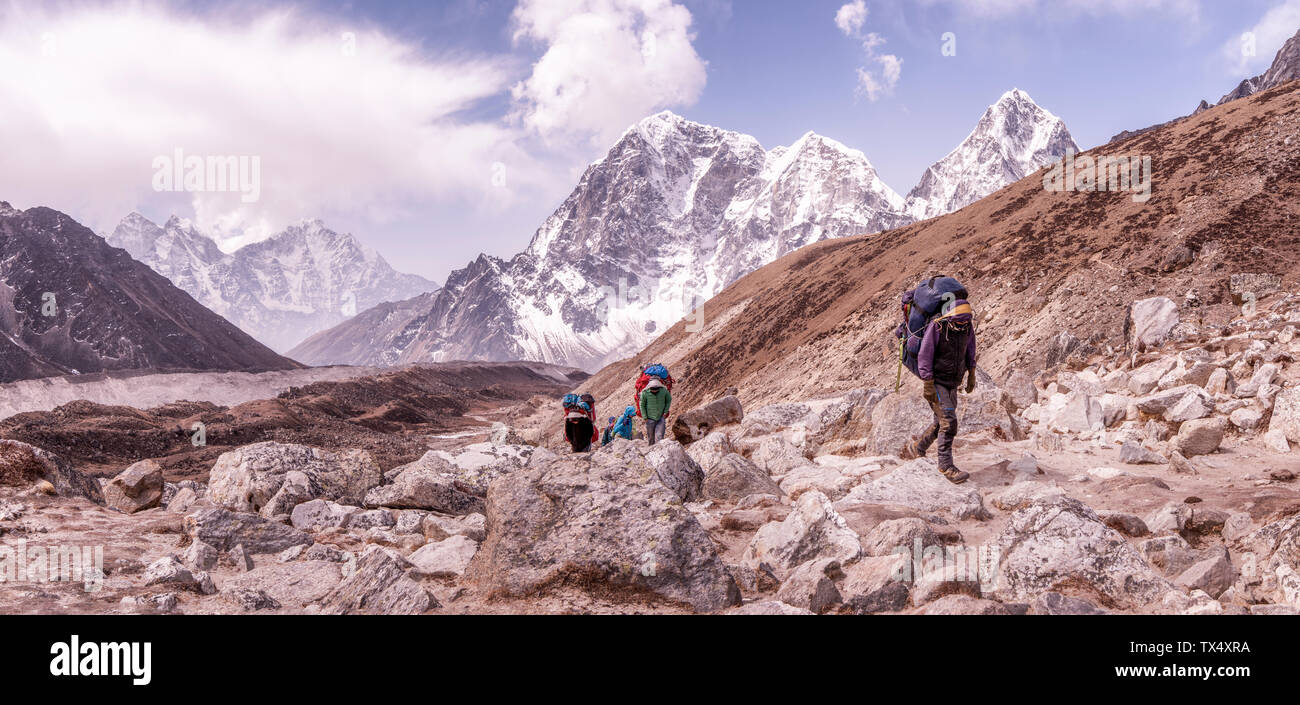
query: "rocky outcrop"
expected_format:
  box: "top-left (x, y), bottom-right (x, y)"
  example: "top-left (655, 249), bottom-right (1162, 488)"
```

top-left (994, 496), bottom-right (1170, 609)
top-left (184, 507), bottom-right (313, 554)
top-left (102, 460), bottom-right (164, 514)
top-left (0, 440), bottom-right (103, 505)
top-left (465, 445), bottom-right (741, 612)
top-left (743, 491), bottom-right (860, 577)
top-left (208, 442), bottom-right (382, 518)
top-left (363, 451), bottom-right (485, 515)
top-left (671, 395), bottom-right (744, 443)
top-left (838, 459), bottom-right (988, 521)
top-left (318, 545), bottom-right (436, 615)
top-left (703, 454), bottom-right (782, 502)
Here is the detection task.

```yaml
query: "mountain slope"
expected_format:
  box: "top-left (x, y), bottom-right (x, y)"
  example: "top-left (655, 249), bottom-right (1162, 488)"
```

top-left (906, 89), bottom-right (1078, 221)
top-left (291, 111), bottom-right (912, 371)
top-left (1110, 26), bottom-right (1299, 143)
top-left (106, 215), bottom-right (437, 352)
top-left (0, 203), bottom-right (299, 382)
top-left (575, 80), bottom-right (1300, 415)
top-left (295, 98), bottom-right (1080, 372)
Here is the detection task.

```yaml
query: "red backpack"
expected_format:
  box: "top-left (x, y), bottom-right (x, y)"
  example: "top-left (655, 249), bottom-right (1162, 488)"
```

top-left (632, 364), bottom-right (673, 417)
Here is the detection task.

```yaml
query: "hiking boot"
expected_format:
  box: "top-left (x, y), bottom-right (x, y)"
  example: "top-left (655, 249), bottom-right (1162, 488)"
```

top-left (938, 465), bottom-right (970, 484)
top-left (899, 441), bottom-right (925, 460)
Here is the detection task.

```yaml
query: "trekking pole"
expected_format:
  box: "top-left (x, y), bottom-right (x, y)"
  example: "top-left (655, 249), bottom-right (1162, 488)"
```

top-left (895, 337), bottom-right (904, 393)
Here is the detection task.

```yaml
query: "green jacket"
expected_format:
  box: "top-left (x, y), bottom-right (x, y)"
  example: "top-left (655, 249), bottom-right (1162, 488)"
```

top-left (640, 387), bottom-right (671, 421)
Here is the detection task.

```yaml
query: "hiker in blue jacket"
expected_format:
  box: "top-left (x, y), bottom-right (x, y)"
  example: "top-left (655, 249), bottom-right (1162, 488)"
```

top-left (604, 406), bottom-right (637, 445)
top-left (901, 298), bottom-right (977, 484)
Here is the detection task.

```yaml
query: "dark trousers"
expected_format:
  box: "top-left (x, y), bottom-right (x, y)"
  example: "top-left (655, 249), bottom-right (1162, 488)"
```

top-left (917, 383), bottom-right (959, 468)
top-left (566, 418), bottom-right (594, 453)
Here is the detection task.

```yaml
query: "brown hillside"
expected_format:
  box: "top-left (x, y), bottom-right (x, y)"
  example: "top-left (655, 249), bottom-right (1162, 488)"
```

top-left (567, 80), bottom-right (1300, 421)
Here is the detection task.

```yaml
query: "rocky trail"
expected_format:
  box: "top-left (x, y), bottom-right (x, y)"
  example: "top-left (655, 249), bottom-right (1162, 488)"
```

top-left (3, 288), bottom-right (1298, 615)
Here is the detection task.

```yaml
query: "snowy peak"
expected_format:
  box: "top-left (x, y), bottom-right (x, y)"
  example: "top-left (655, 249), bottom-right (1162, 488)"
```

top-left (105, 214), bottom-right (437, 352)
top-left (905, 88), bottom-right (1078, 221)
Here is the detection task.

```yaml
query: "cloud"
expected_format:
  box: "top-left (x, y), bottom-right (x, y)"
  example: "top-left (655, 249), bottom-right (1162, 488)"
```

top-left (1220, 0), bottom-right (1300, 76)
top-left (835, 0), bottom-right (868, 36)
top-left (509, 0), bottom-right (708, 146)
top-left (0, 3), bottom-right (540, 248)
top-left (919, 0), bottom-right (1201, 20)
top-left (835, 2), bottom-right (900, 101)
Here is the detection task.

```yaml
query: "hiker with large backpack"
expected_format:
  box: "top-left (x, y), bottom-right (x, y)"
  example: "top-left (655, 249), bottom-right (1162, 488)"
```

top-left (895, 276), bottom-right (977, 484)
top-left (561, 393), bottom-right (598, 453)
top-left (604, 406), bottom-right (637, 445)
top-left (635, 364), bottom-right (673, 446)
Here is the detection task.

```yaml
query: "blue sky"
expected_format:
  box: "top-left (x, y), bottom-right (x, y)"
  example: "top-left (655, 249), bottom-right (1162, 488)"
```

top-left (1, 0), bottom-right (1296, 282)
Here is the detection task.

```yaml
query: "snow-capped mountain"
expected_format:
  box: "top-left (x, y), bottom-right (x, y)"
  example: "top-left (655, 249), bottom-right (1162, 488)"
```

top-left (905, 89), bottom-right (1078, 221)
top-left (291, 111), bottom-right (910, 370)
top-left (0, 202), bottom-right (297, 382)
top-left (293, 96), bottom-right (1078, 372)
top-left (106, 215), bottom-right (438, 353)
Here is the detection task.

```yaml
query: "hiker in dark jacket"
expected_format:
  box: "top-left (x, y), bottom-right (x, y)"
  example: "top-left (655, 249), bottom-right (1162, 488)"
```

top-left (639, 378), bottom-right (671, 445)
top-left (564, 401), bottom-right (597, 453)
top-left (902, 298), bottom-right (977, 484)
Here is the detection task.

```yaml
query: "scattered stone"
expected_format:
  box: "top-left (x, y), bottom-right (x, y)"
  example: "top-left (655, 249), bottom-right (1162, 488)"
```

top-left (182, 540), bottom-right (218, 571)
top-left (671, 395), bottom-right (744, 443)
top-left (102, 460), bottom-right (164, 514)
top-left (1173, 417), bottom-right (1226, 457)
top-left (838, 459), bottom-right (989, 521)
top-left (684, 431), bottom-right (737, 473)
top-left (1268, 387), bottom-right (1300, 444)
top-left (1032, 592), bottom-right (1106, 615)
top-left (1120, 441), bottom-right (1166, 465)
top-left (207, 441), bottom-right (382, 517)
top-left (743, 491), bottom-right (861, 577)
top-left (728, 600), bottom-right (814, 615)
top-left (644, 440), bottom-right (705, 502)
top-left (704, 454), bottom-right (782, 502)
top-left (860, 518), bottom-right (942, 557)
top-left (1144, 502), bottom-right (1191, 536)
top-left (290, 499), bottom-right (358, 531)
top-left (1173, 550), bottom-right (1236, 599)
top-left (1100, 511), bottom-right (1150, 537)
top-left (227, 588), bottom-right (280, 611)
top-left (1126, 297), bottom-right (1180, 351)
top-left (1139, 535), bottom-right (1199, 577)
top-left (839, 553), bottom-right (911, 614)
top-left (0, 439), bottom-right (104, 504)
top-left (166, 487), bottom-right (199, 513)
top-left (774, 558), bottom-right (843, 614)
top-left (363, 452), bottom-right (485, 515)
top-left (466, 447), bottom-right (741, 612)
top-left (408, 535), bottom-right (479, 578)
top-left (143, 556), bottom-right (216, 594)
top-left (184, 507), bottom-right (313, 554)
top-left (318, 545), bottom-right (436, 615)
top-left (1262, 429), bottom-right (1291, 453)
top-left (225, 544), bottom-right (254, 572)
top-left (994, 496), bottom-right (1171, 609)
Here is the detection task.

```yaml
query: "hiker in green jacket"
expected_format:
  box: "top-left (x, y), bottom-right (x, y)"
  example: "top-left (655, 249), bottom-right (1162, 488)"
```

top-left (639, 377), bottom-right (671, 445)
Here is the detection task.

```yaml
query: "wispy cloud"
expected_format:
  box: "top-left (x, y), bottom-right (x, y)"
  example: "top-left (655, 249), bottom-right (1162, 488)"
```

top-left (1219, 0), bottom-right (1300, 76)
top-left (509, 0), bottom-right (708, 146)
top-left (0, 3), bottom-right (541, 247)
top-left (836, 1), bottom-right (901, 101)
